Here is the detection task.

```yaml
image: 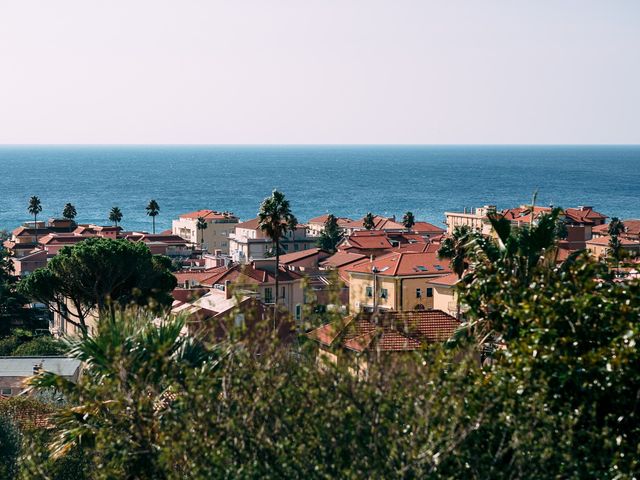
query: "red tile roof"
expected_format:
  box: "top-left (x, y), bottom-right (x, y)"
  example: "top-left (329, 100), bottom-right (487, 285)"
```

top-left (278, 247), bottom-right (329, 265)
top-left (340, 232), bottom-right (394, 251)
top-left (593, 219), bottom-right (640, 237)
top-left (179, 209), bottom-right (238, 221)
top-left (586, 235), bottom-right (640, 247)
top-left (346, 251), bottom-right (451, 277)
top-left (320, 251), bottom-right (367, 268)
top-left (307, 310), bottom-right (459, 353)
top-left (307, 214), bottom-right (354, 226)
top-left (427, 272), bottom-right (460, 287)
top-left (349, 215), bottom-right (406, 231)
top-left (564, 207), bottom-right (607, 225)
top-left (200, 263), bottom-right (302, 287)
top-left (412, 222), bottom-right (445, 234)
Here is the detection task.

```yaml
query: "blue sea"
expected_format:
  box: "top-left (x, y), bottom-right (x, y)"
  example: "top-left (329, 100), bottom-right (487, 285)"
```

top-left (0, 145), bottom-right (638, 233)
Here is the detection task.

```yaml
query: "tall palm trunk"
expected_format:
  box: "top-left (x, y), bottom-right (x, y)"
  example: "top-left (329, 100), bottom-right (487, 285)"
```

top-left (34, 214), bottom-right (38, 247)
top-left (274, 237), bottom-right (279, 329)
top-left (152, 217), bottom-right (155, 234)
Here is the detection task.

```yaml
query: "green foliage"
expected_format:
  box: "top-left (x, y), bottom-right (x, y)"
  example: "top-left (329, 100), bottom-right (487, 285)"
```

top-left (0, 415), bottom-right (21, 479)
top-left (0, 250), bottom-right (30, 336)
top-left (146, 199), bottom-right (160, 234)
top-left (108, 206), bottom-right (123, 227)
top-left (12, 336), bottom-right (67, 356)
top-left (18, 238), bottom-right (176, 334)
top-left (402, 210), bottom-right (415, 229)
top-left (363, 212), bottom-right (375, 230)
top-left (62, 203), bottom-right (77, 221)
top-left (438, 225), bottom-right (471, 279)
top-left (0, 330), bottom-right (65, 356)
top-left (316, 214), bottom-right (343, 253)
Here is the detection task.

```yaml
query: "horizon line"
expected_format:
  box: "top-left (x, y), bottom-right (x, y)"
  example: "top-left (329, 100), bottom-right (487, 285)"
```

top-left (1, 143), bottom-right (640, 148)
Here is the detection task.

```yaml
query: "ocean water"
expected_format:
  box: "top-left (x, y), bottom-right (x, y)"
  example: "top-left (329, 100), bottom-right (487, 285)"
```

top-left (0, 145), bottom-right (638, 233)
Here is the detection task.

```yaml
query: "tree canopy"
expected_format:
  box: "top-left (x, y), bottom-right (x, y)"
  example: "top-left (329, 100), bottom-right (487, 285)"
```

top-left (17, 238), bottom-right (176, 334)
top-left (316, 214), bottom-right (343, 253)
top-left (62, 203), bottom-right (77, 221)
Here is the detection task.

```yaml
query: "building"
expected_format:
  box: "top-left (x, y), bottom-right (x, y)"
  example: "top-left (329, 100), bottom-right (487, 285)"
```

top-left (199, 261), bottom-right (306, 323)
top-left (343, 214), bottom-right (407, 235)
top-left (171, 209), bottom-right (239, 254)
top-left (593, 219), bottom-right (640, 241)
top-left (425, 273), bottom-right (460, 318)
top-left (585, 236), bottom-right (640, 258)
top-left (278, 247), bottom-right (332, 273)
top-left (229, 217), bottom-right (315, 264)
top-left (336, 231), bottom-right (395, 258)
top-left (306, 214), bottom-right (355, 237)
top-left (0, 356), bottom-right (81, 397)
top-left (345, 251), bottom-right (452, 312)
top-left (306, 309), bottom-right (459, 372)
top-left (444, 206), bottom-right (496, 235)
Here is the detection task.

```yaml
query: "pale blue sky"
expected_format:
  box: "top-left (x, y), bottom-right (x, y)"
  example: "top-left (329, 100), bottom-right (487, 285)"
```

top-left (1, 1), bottom-right (639, 144)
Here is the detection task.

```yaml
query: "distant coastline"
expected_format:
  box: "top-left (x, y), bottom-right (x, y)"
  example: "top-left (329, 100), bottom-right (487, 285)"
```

top-left (1, 145), bottom-right (638, 232)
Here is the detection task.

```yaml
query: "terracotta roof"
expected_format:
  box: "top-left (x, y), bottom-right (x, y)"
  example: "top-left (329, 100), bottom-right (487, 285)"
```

top-left (179, 209), bottom-right (238, 221)
top-left (340, 232), bottom-right (394, 251)
top-left (500, 206), bottom-right (552, 224)
top-left (427, 272), bottom-right (460, 287)
top-left (306, 316), bottom-right (354, 346)
top-left (307, 310), bottom-right (459, 353)
top-left (564, 207), bottom-right (607, 225)
top-left (307, 214), bottom-right (354, 226)
top-left (349, 215), bottom-right (406, 231)
top-left (320, 251), bottom-right (367, 268)
top-left (200, 263), bottom-right (302, 287)
top-left (278, 247), bottom-right (328, 264)
top-left (593, 219), bottom-right (640, 237)
top-left (394, 242), bottom-right (439, 254)
top-left (346, 251), bottom-right (451, 277)
top-left (586, 235), bottom-right (640, 246)
top-left (412, 222), bottom-right (445, 234)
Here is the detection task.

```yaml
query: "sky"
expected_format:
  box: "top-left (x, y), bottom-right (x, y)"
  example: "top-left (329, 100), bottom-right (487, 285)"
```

top-left (0, 1), bottom-right (639, 145)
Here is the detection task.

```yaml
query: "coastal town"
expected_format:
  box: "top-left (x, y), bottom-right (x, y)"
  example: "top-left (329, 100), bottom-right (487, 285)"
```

top-left (2, 194), bottom-right (639, 397)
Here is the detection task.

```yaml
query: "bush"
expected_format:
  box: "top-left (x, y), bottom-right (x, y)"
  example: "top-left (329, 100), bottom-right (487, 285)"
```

top-left (12, 337), bottom-right (67, 356)
top-left (0, 415), bottom-right (21, 479)
top-left (0, 336), bottom-right (19, 355)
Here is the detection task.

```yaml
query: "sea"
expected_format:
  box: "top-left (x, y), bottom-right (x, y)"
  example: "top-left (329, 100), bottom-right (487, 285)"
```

top-left (0, 145), bottom-right (638, 233)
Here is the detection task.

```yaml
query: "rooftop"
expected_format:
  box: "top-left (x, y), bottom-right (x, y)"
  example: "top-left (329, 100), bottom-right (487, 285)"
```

top-left (346, 251), bottom-right (451, 277)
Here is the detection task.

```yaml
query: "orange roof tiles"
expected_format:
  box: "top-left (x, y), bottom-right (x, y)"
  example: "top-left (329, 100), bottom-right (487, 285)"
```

top-left (307, 310), bottom-right (459, 353)
top-left (320, 251), bottom-right (367, 268)
top-left (346, 251), bottom-right (451, 277)
top-left (179, 209), bottom-right (238, 221)
top-left (412, 222), bottom-right (445, 234)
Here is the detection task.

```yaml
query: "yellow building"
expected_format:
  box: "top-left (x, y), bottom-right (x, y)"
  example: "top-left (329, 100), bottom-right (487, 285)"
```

top-left (345, 251), bottom-right (452, 313)
top-left (172, 209), bottom-right (239, 254)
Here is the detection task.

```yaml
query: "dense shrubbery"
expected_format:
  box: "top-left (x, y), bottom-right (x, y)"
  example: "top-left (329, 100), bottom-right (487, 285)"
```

top-left (0, 329), bottom-right (66, 356)
top-left (3, 211), bottom-right (638, 479)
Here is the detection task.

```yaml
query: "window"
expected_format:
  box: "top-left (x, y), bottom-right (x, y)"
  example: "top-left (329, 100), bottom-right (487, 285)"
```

top-left (426, 287), bottom-right (433, 298)
top-left (1, 388), bottom-right (11, 396)
top-left (380, 288), bottom-right (388, 300)
top-left (281, 286), bottom-right (286, 299)
top-left (416, 288), bottom-right (422, 298)
top-left (366, 286), bottom-right (373, 297)
top-left (295, 304), bottom-right (302, 321)
top-left (264, 287), bottom-right (273, 303)
top-left (294, 244), bottom-right (299, 251)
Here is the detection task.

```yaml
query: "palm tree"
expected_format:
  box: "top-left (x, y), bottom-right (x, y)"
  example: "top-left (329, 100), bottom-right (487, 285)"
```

top-left (363, 212), bottom-right (375, 230)
top-left (258, 190), bottom-right (298, 325)
top-left (438, 225), bottom-right (471, 318)
top-left (26, 310), bottom-right (212, 478)
top-left (146, 200), bottom-right (160, 234)
top-left (28, 196), bottom-right (43, 246)
top-left (402, 211), bottom-right (415, 230)
top-left (62, 203), bottom-right (77, 221)
top-left (196, 217), bottom-right (208, 252)
top-left (109, 207), bottom-right (123, 228)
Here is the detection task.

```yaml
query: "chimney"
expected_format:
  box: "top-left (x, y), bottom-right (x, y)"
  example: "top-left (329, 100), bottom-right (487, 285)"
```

top-left (225, 280), bottom-right (232, 299)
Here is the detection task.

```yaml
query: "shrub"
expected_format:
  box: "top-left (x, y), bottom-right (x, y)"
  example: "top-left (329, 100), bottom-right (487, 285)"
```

top-left (0, 415), bottom-right (21, 479)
